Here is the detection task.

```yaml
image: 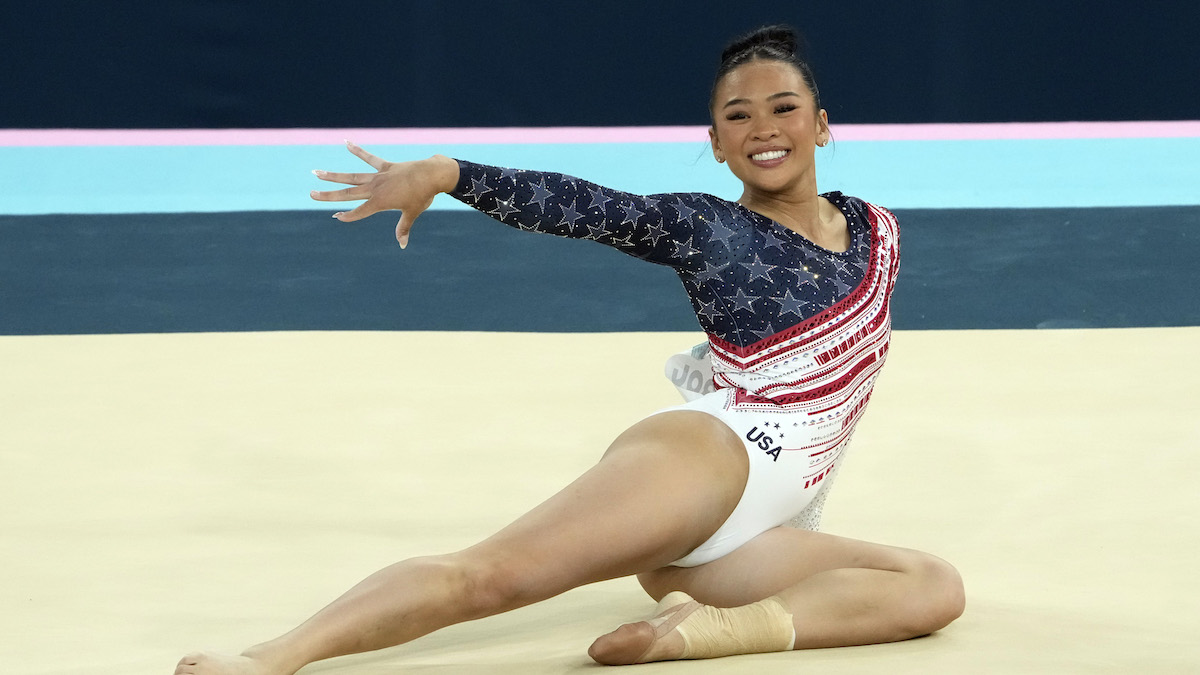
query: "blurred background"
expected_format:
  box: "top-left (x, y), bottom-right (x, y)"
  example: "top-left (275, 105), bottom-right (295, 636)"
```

top-left (4, 0), bottom-right (1198, 129)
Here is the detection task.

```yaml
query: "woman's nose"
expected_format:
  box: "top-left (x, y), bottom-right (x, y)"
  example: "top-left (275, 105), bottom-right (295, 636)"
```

top-left (751, 121), bottom-right (779, 140)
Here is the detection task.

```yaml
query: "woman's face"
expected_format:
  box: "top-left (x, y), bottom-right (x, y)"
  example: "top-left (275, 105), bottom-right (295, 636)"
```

top-left (709, 59), bottom-right (829, 197)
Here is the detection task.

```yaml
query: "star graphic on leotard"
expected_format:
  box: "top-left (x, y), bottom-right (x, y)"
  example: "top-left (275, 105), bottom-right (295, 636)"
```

top-left (749, 323), bottom-right (779, 341)
top-left (760, 227), bottom-right (789, 253)
top-left (498, 167), bottom-right (522, 182)
top-left (620, 201), bottom-right (645, 226)
top-left (740, 254), bottom-right (777, 283)
top-left (587, 186), bottom-right (613, 211)
top-left (695, 297), bottom-right (722, 322)
top-left (526, 178), bottom-right (553, 213)
top-left (491, 196), bottom-right (520, 219)
top-left (793, 266), bottom-right (821, 290)
top-left (671, 235), bottom-right (700, 260)
top-left (670, 200), bottom-right (697, 224)
top-left (729, 288), bottom-right (760, 313)
top-left (693, 260), bottom-right (727, 285)
top-left (770, 289), bottom-right (810, 318)
top-left (610, 231), bottom-right (637, 248)
top-left (642, 221), bottom-right (670, 246)
top-left (585, 218), bottom-right (611, 239)
top-left (831, 257), bottom-right (853, 276)
top-left (464, 177), bottom-right (494, 199)
top-left (706, 214), bottom-right (736, 243)
top-left (557, 201), bottom-right (585, 229)
top-left (830, 275), bottom-right (853, 297)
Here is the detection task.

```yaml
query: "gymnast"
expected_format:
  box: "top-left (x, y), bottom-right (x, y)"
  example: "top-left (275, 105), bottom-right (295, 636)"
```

top-left (175, 25), bottom-right (964, 675)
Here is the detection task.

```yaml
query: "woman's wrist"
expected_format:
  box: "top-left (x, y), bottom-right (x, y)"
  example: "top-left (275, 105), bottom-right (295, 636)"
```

top-left (425, 154), bottom-right (461, 194)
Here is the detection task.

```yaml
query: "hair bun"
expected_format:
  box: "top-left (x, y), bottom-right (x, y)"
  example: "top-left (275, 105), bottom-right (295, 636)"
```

top-left (720, 24), bottom-right (799, 64)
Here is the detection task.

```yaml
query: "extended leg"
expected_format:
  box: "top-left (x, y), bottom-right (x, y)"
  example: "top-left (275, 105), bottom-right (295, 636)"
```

top-left (174, 411), bottom-right (748, 675)
top-left (590, 526), bottom-right (965, 662)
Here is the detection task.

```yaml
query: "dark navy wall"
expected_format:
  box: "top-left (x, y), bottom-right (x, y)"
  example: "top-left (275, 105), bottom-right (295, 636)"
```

top-left (4, 0), bottom-right (1198, 128)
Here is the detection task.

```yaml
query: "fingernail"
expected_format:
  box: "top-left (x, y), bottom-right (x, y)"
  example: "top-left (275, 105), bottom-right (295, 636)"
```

top-left (332, 213), bottom-right (343, 220)
top-left (398, 235), bottom-right (409, 249)
top-left (312, 169), bottom-right (324, 176)
top-left (310, 190), bottom-right (319, 197)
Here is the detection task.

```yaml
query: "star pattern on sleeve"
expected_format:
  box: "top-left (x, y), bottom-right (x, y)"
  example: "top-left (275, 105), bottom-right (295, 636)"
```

top-left (620, 201), bottom-right (646, 226)
top-left (527, 178), bottom-right (553, 213)
top-left (448, 161), bottom-right (877, 347)
top-left (587, 186), bottom-right (613, 211)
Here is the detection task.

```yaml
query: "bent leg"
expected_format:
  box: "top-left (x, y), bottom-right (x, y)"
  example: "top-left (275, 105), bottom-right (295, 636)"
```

top-left (175, 411), bottom-right (748, 675)
top-left (591, 526), bottom-right (964, 662)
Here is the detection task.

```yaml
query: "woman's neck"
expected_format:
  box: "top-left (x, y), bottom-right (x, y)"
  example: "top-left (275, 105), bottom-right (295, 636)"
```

top-left (738, 179), bottom-right (849, 252)
top-left (738, 178), bottom-right (823, 237)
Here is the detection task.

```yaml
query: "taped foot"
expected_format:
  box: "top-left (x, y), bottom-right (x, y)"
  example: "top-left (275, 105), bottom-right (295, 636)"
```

top-left (588, 591), bottom-right (795, 665)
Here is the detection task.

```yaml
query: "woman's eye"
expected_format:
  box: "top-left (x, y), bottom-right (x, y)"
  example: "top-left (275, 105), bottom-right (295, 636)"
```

top-left (726, 112), bottom-right (748, 121)
top-left (775, 104), bottom-right (798, 114)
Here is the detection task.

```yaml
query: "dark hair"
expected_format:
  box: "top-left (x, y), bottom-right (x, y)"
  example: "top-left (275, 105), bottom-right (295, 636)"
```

top-left (710, 25), bottom-right (821, 115)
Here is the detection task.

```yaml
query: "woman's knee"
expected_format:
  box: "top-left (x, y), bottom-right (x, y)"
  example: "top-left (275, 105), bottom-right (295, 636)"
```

top-left (905, 554), bottom-right (965, 634)
top-left (441, 551), bottom-right (550, 618)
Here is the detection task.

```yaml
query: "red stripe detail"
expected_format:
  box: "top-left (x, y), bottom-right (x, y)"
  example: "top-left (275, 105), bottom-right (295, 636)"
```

top-left (709, 206), bottom-right (890, 361)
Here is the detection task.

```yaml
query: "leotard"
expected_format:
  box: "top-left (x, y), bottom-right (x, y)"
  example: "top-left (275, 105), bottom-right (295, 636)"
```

top-left (450, 160), bottom-right (900, 565)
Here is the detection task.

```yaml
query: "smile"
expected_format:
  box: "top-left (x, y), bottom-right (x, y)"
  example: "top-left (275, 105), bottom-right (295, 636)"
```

top-left (750, 149), bottom-right (789, 162)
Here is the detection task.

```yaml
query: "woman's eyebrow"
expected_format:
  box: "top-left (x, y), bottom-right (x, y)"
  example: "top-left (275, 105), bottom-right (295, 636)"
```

top-left (722, 91), bottom-right (802, 108)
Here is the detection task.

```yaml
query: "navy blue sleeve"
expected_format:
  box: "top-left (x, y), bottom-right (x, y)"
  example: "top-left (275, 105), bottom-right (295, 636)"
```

top-left (448, 159), bottom-right (710, 269)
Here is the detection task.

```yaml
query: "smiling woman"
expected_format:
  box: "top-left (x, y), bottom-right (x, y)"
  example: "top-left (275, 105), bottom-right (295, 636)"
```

top-left (707, 30), bottom-right (848, 252)
top-left (174, 25), bottom-right (963, 675)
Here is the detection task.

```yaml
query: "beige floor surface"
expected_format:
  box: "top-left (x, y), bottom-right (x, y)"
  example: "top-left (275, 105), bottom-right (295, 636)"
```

top-left (2, 328), bottom-right (1198, 674)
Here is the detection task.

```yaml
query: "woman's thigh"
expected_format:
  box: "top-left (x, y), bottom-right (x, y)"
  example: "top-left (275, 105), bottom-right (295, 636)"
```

top-left (459, 409), bottom-right (750, 603)
top-left (638, 526), bottom-right (936, 608)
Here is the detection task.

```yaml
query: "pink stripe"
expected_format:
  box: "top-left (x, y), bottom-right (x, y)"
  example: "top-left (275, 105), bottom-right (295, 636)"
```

top-left (830, 121), bottom-right (1200, 141)
top-left (0, 126), bottom-right (710, 147)
top-left (2, 121), bottom-right (1197, 146)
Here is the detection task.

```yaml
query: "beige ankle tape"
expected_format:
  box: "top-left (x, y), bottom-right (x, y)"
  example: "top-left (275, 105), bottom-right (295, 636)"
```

top-left (674, 595), bottom-right (795, 659)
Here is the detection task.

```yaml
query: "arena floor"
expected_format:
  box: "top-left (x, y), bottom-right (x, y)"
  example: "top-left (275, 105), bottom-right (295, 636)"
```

top-left (3, 327), bottom-right (1197, 674)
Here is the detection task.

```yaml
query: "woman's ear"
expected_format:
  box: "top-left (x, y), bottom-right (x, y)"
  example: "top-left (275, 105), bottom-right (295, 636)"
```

top-left (709, 127), bottom-right (725, 163)
top-left (816, 109), bottom-right (831, 147)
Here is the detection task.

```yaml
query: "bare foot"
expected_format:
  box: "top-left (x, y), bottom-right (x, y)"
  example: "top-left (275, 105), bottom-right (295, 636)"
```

top-left (588, 591), bottom-right (697, 665)
top-left (173, 651), bottom-right (283, 675)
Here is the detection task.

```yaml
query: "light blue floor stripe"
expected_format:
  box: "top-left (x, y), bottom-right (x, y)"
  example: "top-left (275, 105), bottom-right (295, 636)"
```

top-left (2, 137), bottom-right (1196, 214)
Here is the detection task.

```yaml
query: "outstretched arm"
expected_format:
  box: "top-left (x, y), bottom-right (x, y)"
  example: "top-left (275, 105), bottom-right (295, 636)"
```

top-left (311, 143), bottom-right (708, 267)
top-left (310, 142), bottom-right (459, 248)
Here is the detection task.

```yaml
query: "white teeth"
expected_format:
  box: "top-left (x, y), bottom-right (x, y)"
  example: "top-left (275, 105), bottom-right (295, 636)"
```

top-left (751, 150), bottom-right (788, 161)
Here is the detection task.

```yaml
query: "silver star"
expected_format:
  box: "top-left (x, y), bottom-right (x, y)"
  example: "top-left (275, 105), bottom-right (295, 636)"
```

top-left (739, 254), bottom-right (777, 283)
top-left (760, 227), bottom-right (789, 252)
top-left (730, 288), bottom-right (760, 313)
top-left (642, 221), bottom-right (670, 246)
top-left (671, 200), bottom-right (697, 223)
top-left (693, 260), bottom-right (726, 284)
top-left (492, 196), bottom-right (520, 219)
top-left (749, 323), bottom-right (778, 341)
top-left (707, 214), bottom-right (736, 243)
top-left (526, 178), bottom-right (553, 212)
top-left (671, 235), bottom-right (700, 260)
top-left (465, 177), bottom-right (494, 199)
top-left (587, 186), bottom-right (613, 211)
top-left (770, 289), bottom-right (809, 317)
top-left (557, 201), bottom-right (585, 229)
top-left (696, 298), bottom-right (721, 322)
top-left (620, 201), bottom-right (645, 225)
